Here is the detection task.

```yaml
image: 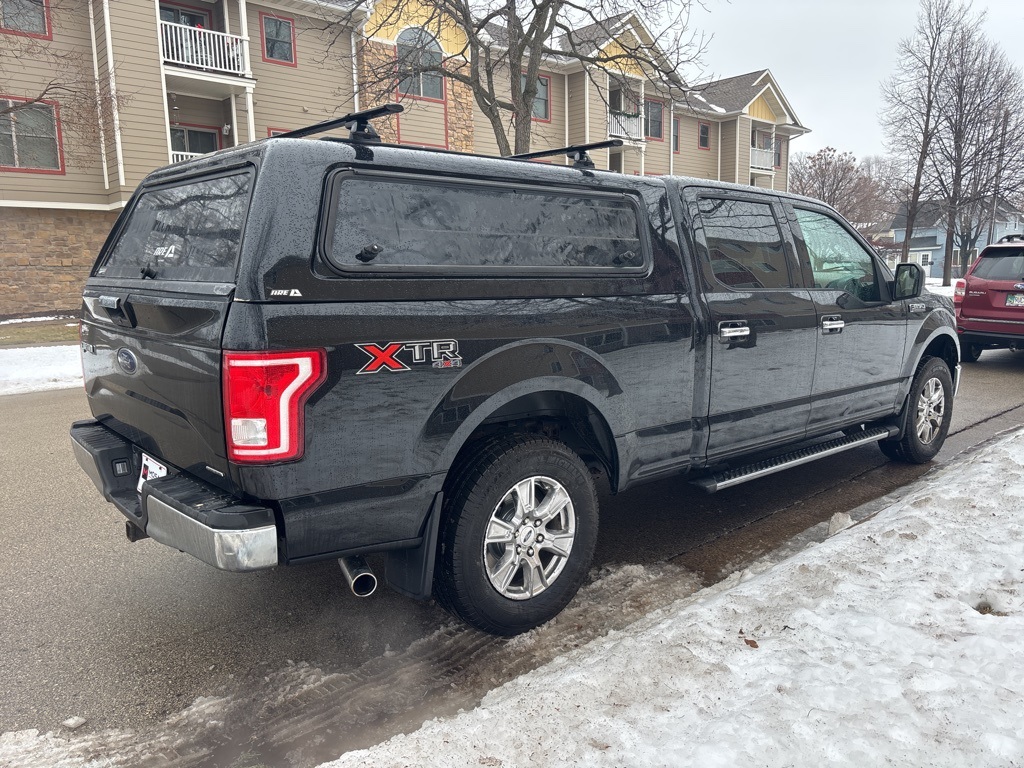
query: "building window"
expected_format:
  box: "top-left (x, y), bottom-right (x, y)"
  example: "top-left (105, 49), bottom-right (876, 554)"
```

top-left (521, 73), bottom-right (550, 121)
top-left (0, 97), bottom-right (62, 172)
top-left (672, 117), bottom-right (680, 152)
top-left (397, 27), bottom-right (443, 100)
top-left (698, 121), bottom-right (711, 150)
top-left (644, 99), bottom-right (663, 140)
top-left (158, 3), bottom-right (210, 28)
top-left (261, 12), bottom-right (295, 65)
top-left (267, 127), bottom-right (289, 137)
top-left (170, 125), bottom-right (219, 156)
top-left (1, 0), bottom-right (48, 37)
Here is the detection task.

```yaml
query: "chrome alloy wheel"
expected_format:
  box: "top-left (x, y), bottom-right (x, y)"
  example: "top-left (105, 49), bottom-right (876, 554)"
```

top-left (482, 475), bottom-right (576, 600)
top-left (916, 376), bottom-right (946, 445)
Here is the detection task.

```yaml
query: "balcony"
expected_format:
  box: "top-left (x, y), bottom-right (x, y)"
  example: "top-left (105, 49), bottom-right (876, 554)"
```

top-left (160, 21), bottom-right (245, 76)
top-left (608, 111), bottom-right (643, 140)
top-left (171, 151), bottom-right (204, 163)
top-left (750, 147), bottom-right (776, 170)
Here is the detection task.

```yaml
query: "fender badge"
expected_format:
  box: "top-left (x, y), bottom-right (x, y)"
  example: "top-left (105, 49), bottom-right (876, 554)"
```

top-left (269, 289), bottom-right (303, 297)
top-left (355, 339), bottom-right (463, 374)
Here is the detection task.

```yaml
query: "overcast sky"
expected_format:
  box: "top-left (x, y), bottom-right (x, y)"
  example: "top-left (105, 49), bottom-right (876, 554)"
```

top-left (687, 0), bottom-right (1024, 160)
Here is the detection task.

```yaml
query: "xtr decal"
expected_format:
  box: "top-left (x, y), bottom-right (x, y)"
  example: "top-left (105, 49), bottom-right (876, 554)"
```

top-left (355, 339), bottom-right (463, 375)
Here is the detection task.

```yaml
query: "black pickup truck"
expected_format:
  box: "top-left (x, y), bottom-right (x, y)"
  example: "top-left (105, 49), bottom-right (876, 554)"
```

top-left (71, 106), bottom-right (960, 635)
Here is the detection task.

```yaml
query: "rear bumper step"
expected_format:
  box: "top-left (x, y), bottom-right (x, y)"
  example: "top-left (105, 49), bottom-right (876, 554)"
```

top-left (692, 426), bottom-right (898, 493)
top-left (70, 420), bottom-right (279, 571)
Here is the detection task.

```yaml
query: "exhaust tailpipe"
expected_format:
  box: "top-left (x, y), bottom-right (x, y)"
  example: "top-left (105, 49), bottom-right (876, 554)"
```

top-left (338, 555), bottom-right (377, 597)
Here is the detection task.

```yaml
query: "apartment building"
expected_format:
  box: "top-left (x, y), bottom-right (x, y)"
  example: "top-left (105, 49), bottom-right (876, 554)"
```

top-left (0, 0), bottom-right (808, 315)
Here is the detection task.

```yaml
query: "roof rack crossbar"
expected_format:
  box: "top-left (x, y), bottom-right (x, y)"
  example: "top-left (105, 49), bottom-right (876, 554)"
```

top-left (274, 103), bottom-right (404, 143)
top-left (511, 139), bottom-right (624, 169)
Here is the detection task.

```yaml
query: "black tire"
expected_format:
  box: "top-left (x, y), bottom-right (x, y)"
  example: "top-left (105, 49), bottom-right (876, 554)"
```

top-left (878, 356), bottom-right (953, 464)
top-left (435, 435), bottom-right (598, 636)
top-left (961, 343), bottom-right (983, 363)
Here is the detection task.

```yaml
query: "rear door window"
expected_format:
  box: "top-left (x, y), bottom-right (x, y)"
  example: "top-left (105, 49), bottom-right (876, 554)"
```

top-left (972, 249), bottom-right (1024, 280)
top-left (324, 172), bottom-right (647, 276)
top-left (696, 197), bottom-right (793, 289)
top-left (98, 170), bottom-right (253, 282)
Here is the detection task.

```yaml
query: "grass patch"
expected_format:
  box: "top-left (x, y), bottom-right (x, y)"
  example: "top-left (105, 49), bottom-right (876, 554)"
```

top-left (0, 318), bottom-right (79, 348)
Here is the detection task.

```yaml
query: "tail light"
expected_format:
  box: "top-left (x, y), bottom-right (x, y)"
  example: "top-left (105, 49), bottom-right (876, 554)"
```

top-left (223, 350), bottom-right (326, 463)
top-left (953, 279), bottom-right (966, 305)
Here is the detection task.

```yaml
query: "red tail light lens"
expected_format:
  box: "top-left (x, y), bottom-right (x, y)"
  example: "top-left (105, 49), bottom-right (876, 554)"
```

top-left (223, 350), bottom-right (326, 463)
top-left (953, 279), bottom-right (966, 305)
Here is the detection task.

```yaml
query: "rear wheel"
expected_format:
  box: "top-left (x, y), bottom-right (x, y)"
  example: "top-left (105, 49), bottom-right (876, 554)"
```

top-left (878, 356), bottom-right (953, 464)
top-left (960, 343), bottom-right (983, 363)
top-left (435, 435), bottom-right (598, 636)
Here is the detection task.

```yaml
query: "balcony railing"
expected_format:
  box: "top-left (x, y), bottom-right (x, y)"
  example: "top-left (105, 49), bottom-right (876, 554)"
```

top-left (751, 147), bottom-right (776, 170)
top-left (160, 21), bottom-right (245, 76)
top-left (171, 151), bottom-right (204, 163)
top-left (608, 111), bottom-right (643, 140)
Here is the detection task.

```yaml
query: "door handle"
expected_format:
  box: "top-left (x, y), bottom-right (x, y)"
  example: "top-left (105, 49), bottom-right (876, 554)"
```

top-left (718, 321), bottom-right (750, 342)
top-left (821, 316), bottom-right (845, 334)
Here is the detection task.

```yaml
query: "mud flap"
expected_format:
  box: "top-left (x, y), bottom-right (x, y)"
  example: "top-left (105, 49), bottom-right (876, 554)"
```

top-left (384, 492), bottom-right (443, 600)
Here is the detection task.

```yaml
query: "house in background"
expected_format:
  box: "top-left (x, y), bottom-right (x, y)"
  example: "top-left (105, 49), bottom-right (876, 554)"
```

top-left (1, 0), bottom-right (809, 316)
top-left (891, 198), bottom-right (1024, 277)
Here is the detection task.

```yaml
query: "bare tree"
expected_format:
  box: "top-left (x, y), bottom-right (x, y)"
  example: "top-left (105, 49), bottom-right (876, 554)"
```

top-left (881, 0), bottom-right (973, 264)
top-left (0, 0), bottom-right (127, 165)
top-left (319, 0), bottom-right (706, 156)
top-left (789, 147), bottom-right (896, 231)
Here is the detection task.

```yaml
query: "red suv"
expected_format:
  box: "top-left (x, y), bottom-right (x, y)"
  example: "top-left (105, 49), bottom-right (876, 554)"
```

top-left (954, 234), bottom-right (1024, 361)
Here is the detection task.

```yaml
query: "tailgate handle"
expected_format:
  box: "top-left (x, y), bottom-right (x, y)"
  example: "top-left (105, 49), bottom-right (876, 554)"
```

top-left (98, 295), bottom-right (137, 328)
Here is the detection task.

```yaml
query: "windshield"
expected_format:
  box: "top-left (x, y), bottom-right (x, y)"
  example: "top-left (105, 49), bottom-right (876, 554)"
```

top-left (98, 170), bottom-right (253, 282)
top-left (972, 248), bottom-right (1024, 281)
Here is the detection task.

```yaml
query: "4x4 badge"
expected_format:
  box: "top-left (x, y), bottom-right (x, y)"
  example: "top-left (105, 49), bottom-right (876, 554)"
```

top-left (355, 339), bottom-right (463, 374)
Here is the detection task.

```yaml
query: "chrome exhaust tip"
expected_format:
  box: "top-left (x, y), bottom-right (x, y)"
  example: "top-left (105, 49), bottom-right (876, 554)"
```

top-left (338, 555), bottom-right (377, 597)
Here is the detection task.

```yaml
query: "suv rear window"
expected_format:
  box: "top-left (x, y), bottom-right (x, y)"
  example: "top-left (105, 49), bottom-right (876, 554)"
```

top-left (325, 173), bottom-right (646, 275)
top-left (97, 171), bottom-right (253, 282)
top-left (972, 249), bottom-right (1024, 281)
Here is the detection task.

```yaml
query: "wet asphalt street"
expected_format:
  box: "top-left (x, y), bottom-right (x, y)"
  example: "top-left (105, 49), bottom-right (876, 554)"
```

top-left (2, 349), bottom-right (1023, 764)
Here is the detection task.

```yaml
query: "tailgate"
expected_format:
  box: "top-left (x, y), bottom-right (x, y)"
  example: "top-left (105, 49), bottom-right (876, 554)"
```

top-left (962, 248), bottom-right (1024, 329)
top-left (80, 169), bottom-right (254, 488)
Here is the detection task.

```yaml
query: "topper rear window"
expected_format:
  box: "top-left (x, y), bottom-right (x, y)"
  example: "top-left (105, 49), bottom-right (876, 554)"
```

top-left (323, 171), bottom-right (648, 276)
top-left (97, 170), bottom-right (253, 282)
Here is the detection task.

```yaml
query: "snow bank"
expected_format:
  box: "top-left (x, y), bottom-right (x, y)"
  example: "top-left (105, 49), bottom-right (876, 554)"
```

top-left (0, 345), bottom-right (82, 395)
top-left (321, 431), bottom-right (1024, 768)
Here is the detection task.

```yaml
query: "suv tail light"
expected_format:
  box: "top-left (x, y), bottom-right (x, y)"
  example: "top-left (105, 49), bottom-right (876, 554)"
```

top-left (953, 279), bottom-right (966, 305)
top-left (223, 350), bottom-right (327, 463)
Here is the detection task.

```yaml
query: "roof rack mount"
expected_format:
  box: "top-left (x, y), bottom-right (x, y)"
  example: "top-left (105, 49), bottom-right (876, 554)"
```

top-left (511, 139), bottom-right (624, 169)
top-left (275, 103), bottom-right (404, 143)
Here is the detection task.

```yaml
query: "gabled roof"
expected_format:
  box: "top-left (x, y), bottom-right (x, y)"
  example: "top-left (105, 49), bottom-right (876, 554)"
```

top-left (552, 12), bottom-right (633, 56)
top-left (686, 70), bottom-right (807, 133)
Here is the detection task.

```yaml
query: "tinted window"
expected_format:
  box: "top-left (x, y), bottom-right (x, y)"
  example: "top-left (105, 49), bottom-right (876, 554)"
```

top-left (697, 197), bottom-right (792, 289)
top-left (795, 208), bottom-right (880, 302)
top-left (327, 175), bottom-right (646, 274)
top-left (972, 249), bottom-right (1024, 280)
top-left (99, 172), bottom-right (252, 282)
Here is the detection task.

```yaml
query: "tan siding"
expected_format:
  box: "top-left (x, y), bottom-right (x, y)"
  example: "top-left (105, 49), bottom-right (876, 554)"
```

top-left (0, 3), bottom-right (108, 204)
top-left (719, 120), bottom-right (737, 184)
top-left (588, 75), bottom-right (609, 169)
top-left (671, 115), bottom-right (717, 180)
top-left (170, 96), bottom-right (231, 142)
top-left (107, 0), bottom-right (171, 187)
top-left (469, 68), bottom-right (565, 160)
top-left (246, 5), bottom-right (355, 139)
top-left (395, 98), bottom-right (447, 148)
top-left (753, 175), bottom-right (772, 189)
top-left (566, 72), bottom-right (586, 146)
top-left (737, 116), bottom-right (752, 185)
top-left (776, 138), bottom-right (790, 191)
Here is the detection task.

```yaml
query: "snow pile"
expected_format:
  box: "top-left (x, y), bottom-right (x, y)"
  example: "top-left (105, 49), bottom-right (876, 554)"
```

top-left (0, 345), bottom-right (82, 395)
top-left (321, 431), bottom-right (1024, 768)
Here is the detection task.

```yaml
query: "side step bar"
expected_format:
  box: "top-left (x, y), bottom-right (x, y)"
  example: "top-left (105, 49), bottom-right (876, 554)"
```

top-left (691, 426), bottom-right (898, 493)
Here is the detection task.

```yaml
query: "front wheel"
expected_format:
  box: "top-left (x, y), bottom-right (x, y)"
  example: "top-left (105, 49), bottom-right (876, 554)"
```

top-left (878, 356), bottom-right (953, 464)
top-left (435, 436), bottom-right (598, 636)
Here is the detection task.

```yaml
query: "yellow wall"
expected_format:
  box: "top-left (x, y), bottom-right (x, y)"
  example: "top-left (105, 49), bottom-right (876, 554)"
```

top-left (365, 0), bottom-right (467, 53)
top-left (748, 95), bottom-right (776, 122)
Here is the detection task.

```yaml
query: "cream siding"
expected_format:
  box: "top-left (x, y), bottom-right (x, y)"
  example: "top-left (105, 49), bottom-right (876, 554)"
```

top-left (776, 138), bottom-right (790, 191)
top-left (566, 72), bottom-right (587, 147)
top-left (719, 120), bottom-right (737, 184)
top-left (588, 75), bottom-right (609, 170)
top-left (395, 97), bottom-right (447, 148)
top-left (737, 117), bottom-right (752, 185)
top-left (0, 4), bottom-right (107, 205)
top-left (246, 5), bottom-right (355, 138)
top-left (672, 115), bottom-right (717, 180)
top-left (469, 67), bottom-right (566, 160)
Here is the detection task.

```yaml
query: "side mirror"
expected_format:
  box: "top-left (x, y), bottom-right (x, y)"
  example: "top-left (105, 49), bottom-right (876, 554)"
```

top-left (893, 262), bottom-right (924, 300)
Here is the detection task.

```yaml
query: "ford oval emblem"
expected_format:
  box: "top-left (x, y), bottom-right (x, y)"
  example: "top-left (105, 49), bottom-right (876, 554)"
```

top-left (116, 348), bottom-right (138, 375)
